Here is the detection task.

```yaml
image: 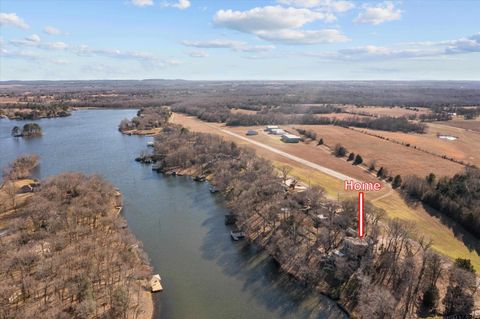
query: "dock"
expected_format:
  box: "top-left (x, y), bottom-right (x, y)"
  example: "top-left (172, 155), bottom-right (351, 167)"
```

top-left (230, 229), bottom-right (245, 241)
top-left (150, 274), bottom-right (163, 292)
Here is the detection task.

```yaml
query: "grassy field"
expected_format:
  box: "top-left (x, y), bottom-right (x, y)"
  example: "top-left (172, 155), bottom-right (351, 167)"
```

top-left (439, 117), bottom-right (480, 132)
top-left (289, 124), bottom-right (465, 178)
top-left (359, 122), bottom-right (480, 167)
top-left (344, 105), bottom-right (432, 117)
top-left (171, 112), bottom-right (480, 271)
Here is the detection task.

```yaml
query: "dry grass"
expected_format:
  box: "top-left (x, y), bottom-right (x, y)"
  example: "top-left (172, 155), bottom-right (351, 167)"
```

top-left (230, 108), bottom-right (258, 115)
top-left (0, 179), bottom-right (35, 214)
top-left (289, 124), bottom-right (465, 178)
top-left (344, 106), bottom-right (431, 117)
top-left (438, 116), bottom-right (480, 133)
top-left (358, 122), bottom-right (480, 167)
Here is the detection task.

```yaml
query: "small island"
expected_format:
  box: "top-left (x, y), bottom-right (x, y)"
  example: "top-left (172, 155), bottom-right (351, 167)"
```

top-left (11, 123), bottom-right (43, 137)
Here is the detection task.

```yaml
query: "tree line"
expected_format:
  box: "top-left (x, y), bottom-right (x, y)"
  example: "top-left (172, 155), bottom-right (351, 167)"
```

top-left (401, 168), bottom-right (480, 239)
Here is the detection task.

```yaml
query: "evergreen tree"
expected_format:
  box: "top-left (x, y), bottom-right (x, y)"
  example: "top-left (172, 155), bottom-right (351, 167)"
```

top-left (353, 154), bottom-right (363, 165)
top-left (392, 175), bottom-right (402, 188)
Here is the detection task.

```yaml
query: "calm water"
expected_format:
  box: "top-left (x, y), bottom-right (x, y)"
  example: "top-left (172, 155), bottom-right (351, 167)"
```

top-left (0, 109), bottom-right (346, 319)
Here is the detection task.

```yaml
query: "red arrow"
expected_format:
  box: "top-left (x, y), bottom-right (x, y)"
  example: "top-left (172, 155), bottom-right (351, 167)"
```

top-left (358, 192), bottom-right (365, 238)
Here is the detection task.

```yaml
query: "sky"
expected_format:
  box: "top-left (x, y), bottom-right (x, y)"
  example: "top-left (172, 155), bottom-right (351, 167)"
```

top-left (0, 0), bottom-right (479, 81)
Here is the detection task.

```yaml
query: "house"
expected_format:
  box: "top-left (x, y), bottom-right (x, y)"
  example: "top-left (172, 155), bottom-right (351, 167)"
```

top-left (281, 134), bottom-right (301, 143)
top-left (246, 130), bottom-right (258, 136)
top-left (340, 237), bottom-right (369, 258)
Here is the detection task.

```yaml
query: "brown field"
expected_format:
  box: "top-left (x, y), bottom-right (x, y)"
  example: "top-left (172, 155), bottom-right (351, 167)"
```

top-left (230, 108), bottom-right (258, 115)
top-left (289, 124), bottom-right (465, 178)
top-left (171, 112), bottom-right (480, 271)
top-left (344, 106), bottom-right (431, 117)
top-left (314, 113), bottom-right (370, 120)
top-left (357, 122), bottom-right (480, 167)
top-left (439, 117), bottom-right (480, 132)
top-left (0, 97), bottom-right (25, 104)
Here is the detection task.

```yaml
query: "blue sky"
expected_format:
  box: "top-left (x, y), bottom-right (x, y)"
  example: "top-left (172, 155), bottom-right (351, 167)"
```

top-left (0, 0), bottom-right (479, 80)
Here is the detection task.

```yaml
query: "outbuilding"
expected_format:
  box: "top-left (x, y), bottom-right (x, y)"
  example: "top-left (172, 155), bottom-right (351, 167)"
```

top-left (281, 133), bottom-right (301, 143)
top-left (271, 128), bottom-right (285, 135)
top-left (265, 125), bottom-right (279, 133)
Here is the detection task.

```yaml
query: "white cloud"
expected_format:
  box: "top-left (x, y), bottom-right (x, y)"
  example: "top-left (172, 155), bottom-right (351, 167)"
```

top-left (182, 39), bottom-right (275, 52)
top-left (48, 41), bottom-right (69, 50)
top-left (305, 33), bottom-right (480, 61)
top-left (187, 50), bottom-right (209, 58)
top-left (163, 0), bottom-right (191, 10)
top-left (50, 59), bottom-right (69, 65)
top-left (44, 26), bottom-right (63, 35)
top-left (336, 45), bottom-right (442, 60)
top-left (354, 2), bottom-right (401, 25)
top-left (182, 39), bottom-right (245, 49)
top-left (277, 0), bottom-right (354, 12)
top-left (0, 12), bottom-right (29, 29)
top-left (213, 6), bottom-right (349, 45)
top-left (255, 28), bottom-right (348, 44)
top-left (26, 34), bottom-right (41, 43)
top-left (214, 6), bottom-right (335, 32)
top-left (131, 0), bottom-right (154, 7)
top-left (0, 49), bottom-right (38, 59)
top-left (445, 33), bottom-right (480, 54)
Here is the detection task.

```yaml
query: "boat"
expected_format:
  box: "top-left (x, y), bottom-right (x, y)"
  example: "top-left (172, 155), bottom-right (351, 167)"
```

top-left (147, 141), bottom-right (154, 147)
top-left (209, 186), bottom-right (219, 193)
top-left (230, 229), bottom-right (245, 241)
top-left (150, 274), bottom-right (163, 292)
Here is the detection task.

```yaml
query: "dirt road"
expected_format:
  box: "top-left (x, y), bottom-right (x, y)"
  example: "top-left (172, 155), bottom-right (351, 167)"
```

top-left (219, 128), bottom-right (359, 182)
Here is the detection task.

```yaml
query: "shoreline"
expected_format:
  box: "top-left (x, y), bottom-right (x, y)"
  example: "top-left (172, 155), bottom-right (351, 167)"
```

top-left (0, 176), bottom-right (155, 319)
top-left (148, 165), bottom-right (351, 317)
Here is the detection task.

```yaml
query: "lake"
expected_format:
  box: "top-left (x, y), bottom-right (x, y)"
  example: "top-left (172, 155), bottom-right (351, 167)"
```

top-left (0, 109), bottom-right (346, 319)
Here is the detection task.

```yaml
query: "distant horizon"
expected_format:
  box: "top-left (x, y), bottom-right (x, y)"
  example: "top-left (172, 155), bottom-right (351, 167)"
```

top-left (1, 78), bottom-right (480, 83)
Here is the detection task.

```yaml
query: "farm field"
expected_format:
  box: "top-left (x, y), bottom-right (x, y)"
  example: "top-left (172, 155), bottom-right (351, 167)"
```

top-left (357, 122), bottom-right (480, 167)
top-left (312, 112), bottom-right (370, 120)
top-left (344, 105), bottom-right (431, 117)
top-left (171, 112), bottom-right (480, 271)
top-left (288, 124), bottom-right (465, 178)
top-left (438, 117), bottom-right (480, 132)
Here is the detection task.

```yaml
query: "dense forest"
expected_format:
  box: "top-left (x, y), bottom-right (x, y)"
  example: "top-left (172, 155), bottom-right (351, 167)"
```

top-left (402, 168), bottom-right (480, 239)
top-left (0, 158), bottom-right (152, 319)
top-left (146, 123), bottom-right (478, 318)
top-left (1, 80), bottom-right (479, 108)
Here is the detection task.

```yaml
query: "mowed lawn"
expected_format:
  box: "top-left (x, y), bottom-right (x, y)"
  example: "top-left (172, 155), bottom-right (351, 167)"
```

top-left (172, 113), bottom-right (480, 271)
top-left (289, 124), bottom-right (465, 178)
